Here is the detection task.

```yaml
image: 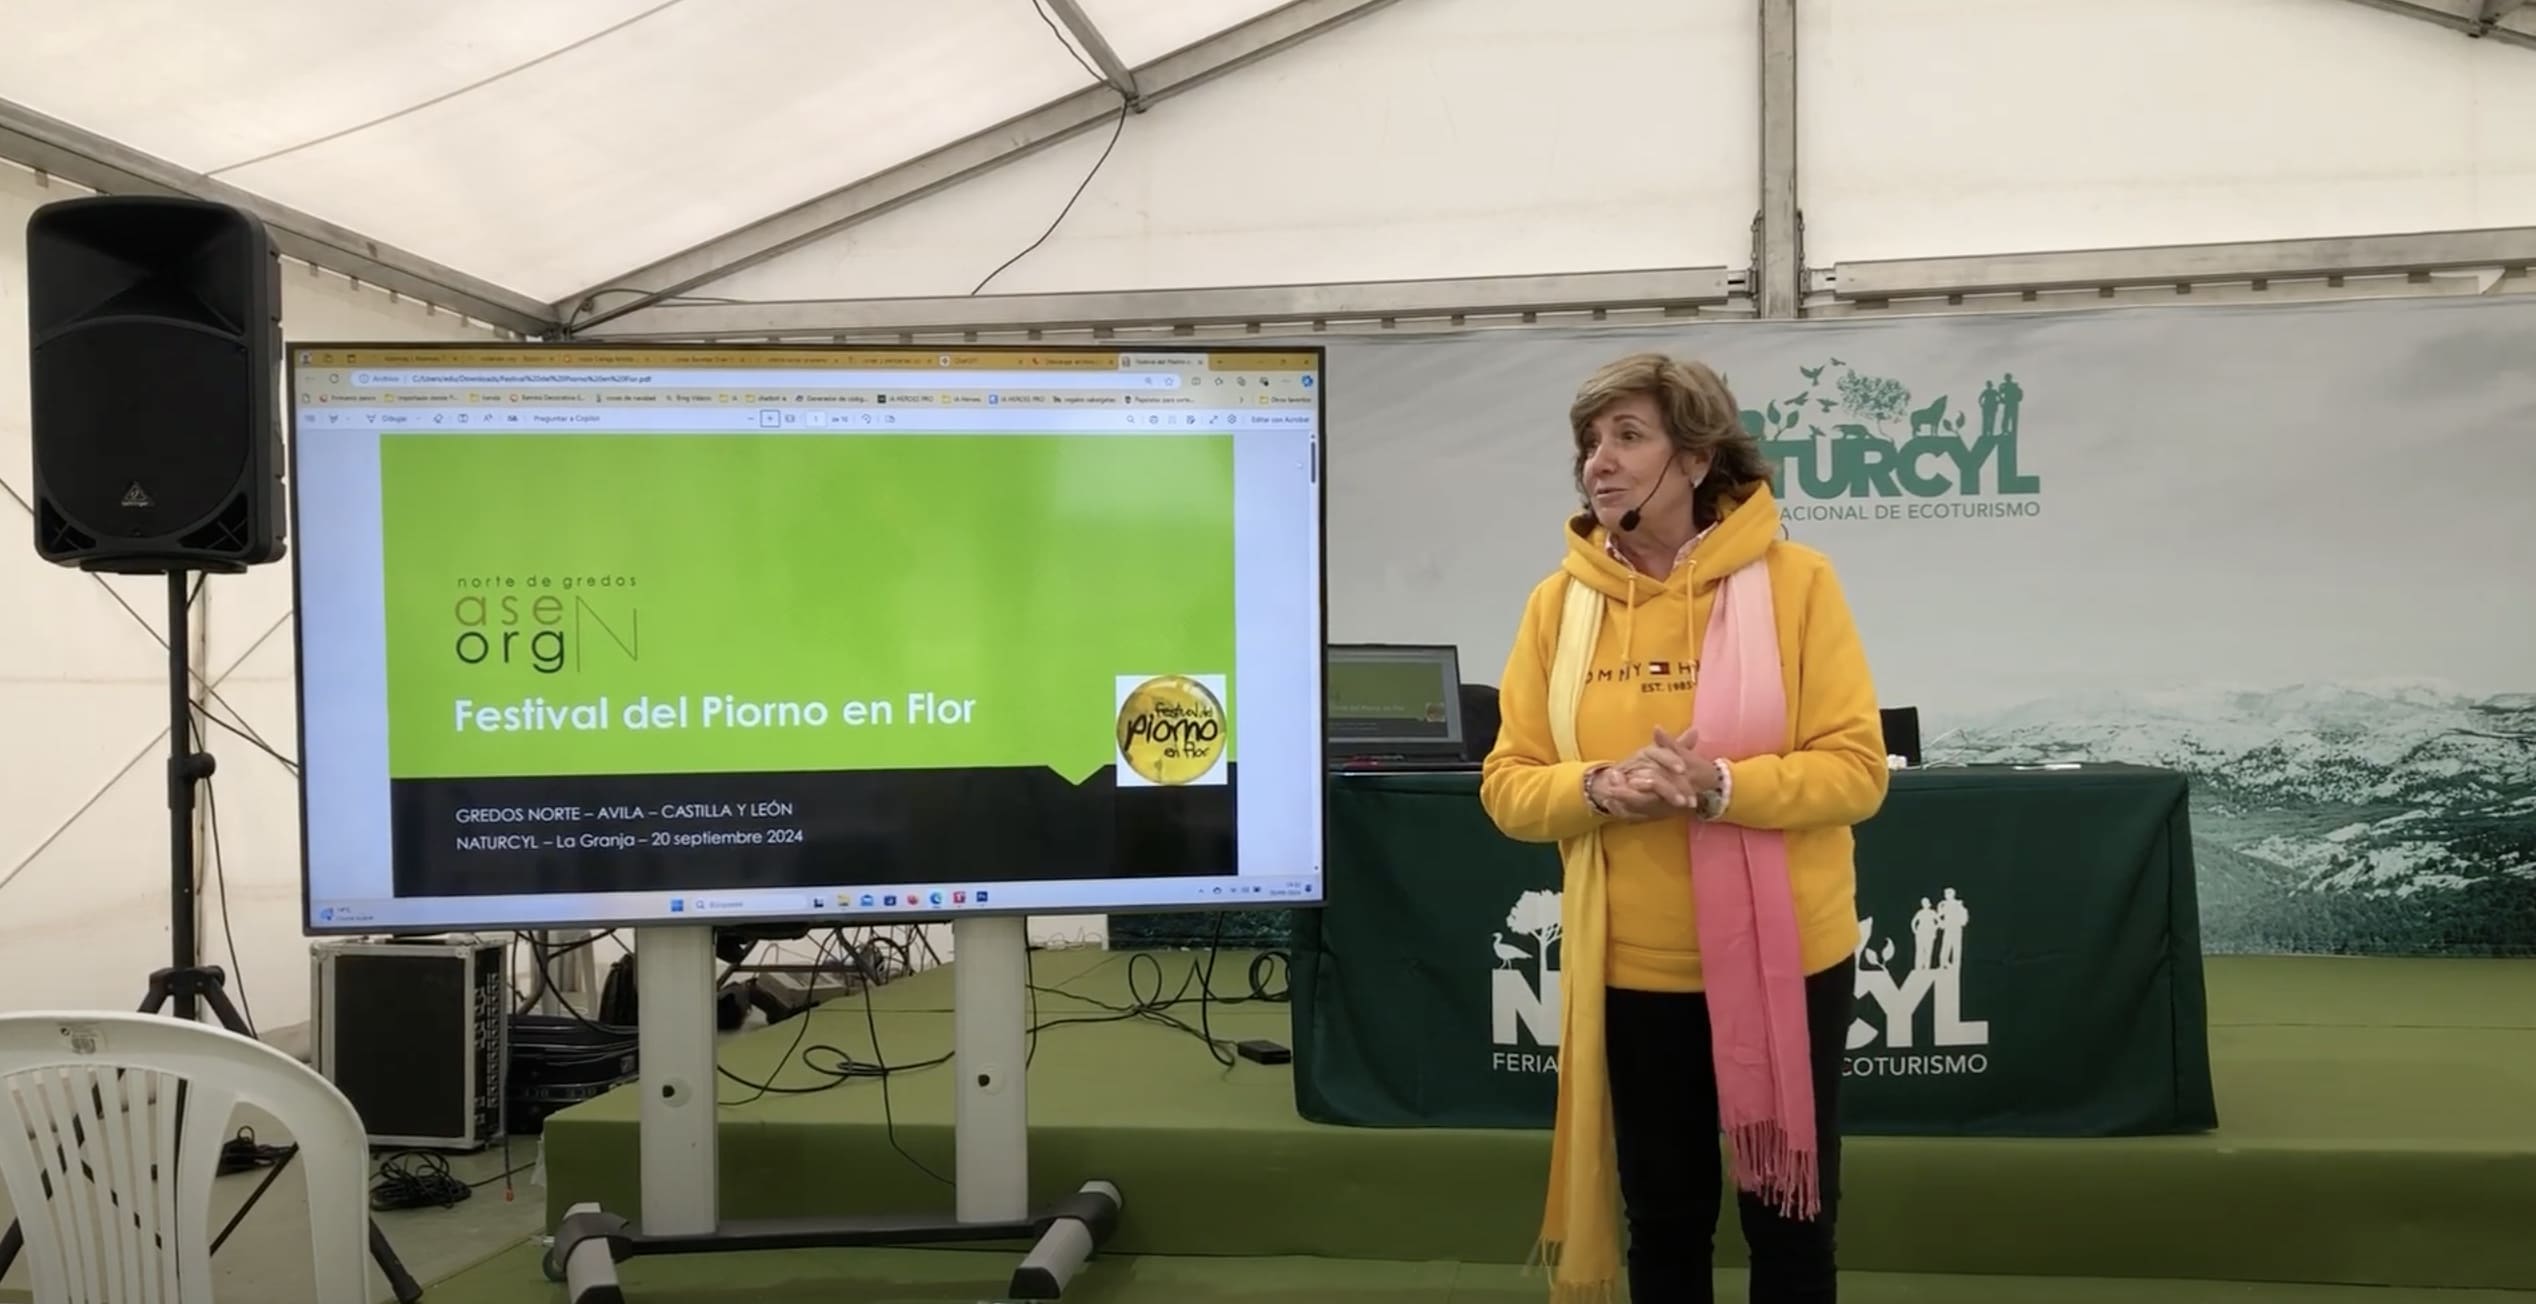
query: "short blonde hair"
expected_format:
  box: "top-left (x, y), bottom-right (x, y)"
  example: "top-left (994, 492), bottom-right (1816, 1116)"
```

top-left (1569, 351), bottom-right (1774, 529)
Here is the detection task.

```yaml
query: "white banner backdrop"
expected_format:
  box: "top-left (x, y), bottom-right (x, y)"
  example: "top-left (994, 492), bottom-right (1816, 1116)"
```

top-left (1308, 295), bottom-right (2536, 957)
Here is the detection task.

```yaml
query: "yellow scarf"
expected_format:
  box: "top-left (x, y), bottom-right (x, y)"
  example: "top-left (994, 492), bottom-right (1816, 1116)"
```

top-left (1538, 577), bottom-right (1620, 1301)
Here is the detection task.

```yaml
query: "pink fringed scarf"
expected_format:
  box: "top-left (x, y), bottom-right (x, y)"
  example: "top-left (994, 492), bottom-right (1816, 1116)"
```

top-left (1688, 556), bottom-right (1819, 1220)
top-left (1536, 552), bottom-right (1818, 1302)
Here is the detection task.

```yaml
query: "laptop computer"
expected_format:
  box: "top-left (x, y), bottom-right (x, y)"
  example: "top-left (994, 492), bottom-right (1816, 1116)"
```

top-left (1880, 706), bottom-right (1923, 768)
top-left (1325, 643), bottom-right (1481, 772)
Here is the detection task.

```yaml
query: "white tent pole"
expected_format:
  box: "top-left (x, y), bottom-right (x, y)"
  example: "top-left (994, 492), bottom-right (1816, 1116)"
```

top-left (1756, 0), bottom-right (1800, 319)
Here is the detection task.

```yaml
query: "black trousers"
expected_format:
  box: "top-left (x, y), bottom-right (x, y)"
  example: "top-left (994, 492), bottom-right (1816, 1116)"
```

top-left (1605, 959), bottom-right (1853, 1304)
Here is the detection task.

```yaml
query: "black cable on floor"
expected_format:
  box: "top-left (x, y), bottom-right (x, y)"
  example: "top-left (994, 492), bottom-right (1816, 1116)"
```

top-left (370, 1151), bottom-right (474, 1211)
top-left (217, 1127), bottom-right (293, 1175)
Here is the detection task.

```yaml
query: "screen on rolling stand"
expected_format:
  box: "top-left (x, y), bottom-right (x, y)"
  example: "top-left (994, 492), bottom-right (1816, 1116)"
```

top-left (289, 344), bottom-right (1326, 934)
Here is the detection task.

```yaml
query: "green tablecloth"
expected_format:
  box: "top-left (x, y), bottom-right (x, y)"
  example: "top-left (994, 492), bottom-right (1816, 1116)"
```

top-left (1290, 764), bottom-right (2217, 1136)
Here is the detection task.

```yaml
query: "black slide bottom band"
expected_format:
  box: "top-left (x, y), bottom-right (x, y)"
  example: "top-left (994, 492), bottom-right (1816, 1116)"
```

top-left (386, 765), bottom-right (1237, 898)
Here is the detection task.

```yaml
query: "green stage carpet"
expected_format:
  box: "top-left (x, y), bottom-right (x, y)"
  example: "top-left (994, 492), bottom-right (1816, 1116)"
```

top-left (435, 1245), bottom-right (2536, 1303)
top-left (439, 947), bottom-right (2536, 1301)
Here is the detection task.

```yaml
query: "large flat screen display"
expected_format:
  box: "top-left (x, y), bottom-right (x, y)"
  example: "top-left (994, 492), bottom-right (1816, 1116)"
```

top-left (290, 344), bottom-right (1325, 933)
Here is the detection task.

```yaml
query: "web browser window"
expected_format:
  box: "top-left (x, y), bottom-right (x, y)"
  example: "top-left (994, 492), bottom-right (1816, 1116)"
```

top-left (290, 345), bottom-right (1325, 933)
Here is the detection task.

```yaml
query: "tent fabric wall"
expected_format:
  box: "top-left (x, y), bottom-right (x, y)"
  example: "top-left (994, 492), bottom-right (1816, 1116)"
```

top-left (8, 0), bottom-right (2529, 327)
top-left (0, 0), bottom-right (1351, 307)
top-left (648, 0), bottom-right (1762, 307)
top-left (601, 0), bottom-right (2536, 330)
top-left (4, 0), bottom-right (2535, 1032)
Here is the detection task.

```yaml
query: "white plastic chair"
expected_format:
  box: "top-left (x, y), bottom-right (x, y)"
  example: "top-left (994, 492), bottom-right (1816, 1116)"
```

top-left (0, 1011), bottom-right (371, 1303)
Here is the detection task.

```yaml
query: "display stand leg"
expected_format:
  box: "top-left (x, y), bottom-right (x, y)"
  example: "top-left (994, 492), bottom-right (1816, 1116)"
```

top-left (550, 918), bottom-right (1119, 1302)
top-left (637, 925), bottom-right (717, 1237)
top-left (954, 914), bottom-right (1028, 1224)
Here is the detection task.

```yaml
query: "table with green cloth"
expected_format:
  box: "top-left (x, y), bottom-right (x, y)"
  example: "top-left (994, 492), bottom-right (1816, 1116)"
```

top-left (1288, 763), bottom-right (2218, 1137)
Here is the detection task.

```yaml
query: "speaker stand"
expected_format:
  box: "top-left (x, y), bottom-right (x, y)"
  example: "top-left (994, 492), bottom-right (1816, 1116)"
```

top-left (546, 918), bottom-right (1121, 1302)
top-left (0, 572), bottom-right (423, 1303)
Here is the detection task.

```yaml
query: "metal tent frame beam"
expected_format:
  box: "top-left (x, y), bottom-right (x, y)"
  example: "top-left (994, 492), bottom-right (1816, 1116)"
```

top-left (557, 0), bottom-right (1400, 333)
top-left (1042, 0), bottom-right (1141, 102)
top-left (569, 267), bottom-right (1739, 341)
top-left (1818, 226), bottom-right (2536, 302)
top-left (0, 96), bottom-right (556, 336)
top-left (2336, 0), bottom-right (2536, 49)
top-left (575, 224), bottom-right (2533, 341)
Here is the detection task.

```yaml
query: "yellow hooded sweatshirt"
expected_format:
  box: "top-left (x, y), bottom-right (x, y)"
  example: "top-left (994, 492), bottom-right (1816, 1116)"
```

top-left (1479, 482), bottom-right (1889, 991)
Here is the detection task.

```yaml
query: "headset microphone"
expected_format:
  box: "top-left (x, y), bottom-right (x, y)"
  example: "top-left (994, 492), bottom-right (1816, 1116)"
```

top-left (1616, 459), bottom-right (1670, 533)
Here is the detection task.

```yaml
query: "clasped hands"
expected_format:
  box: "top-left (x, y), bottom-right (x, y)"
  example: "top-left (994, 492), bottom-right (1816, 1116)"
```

top-left (1588, 726), bottom-right (1723, 820)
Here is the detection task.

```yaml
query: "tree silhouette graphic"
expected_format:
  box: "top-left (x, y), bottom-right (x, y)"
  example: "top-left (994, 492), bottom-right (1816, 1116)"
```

top-left (1505, 890), bottom-right (1562, 978)
top-left (1836, 372), bottom-right (1912, 436)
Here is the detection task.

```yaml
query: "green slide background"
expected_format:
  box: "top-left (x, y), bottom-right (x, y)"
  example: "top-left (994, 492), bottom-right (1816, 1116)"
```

top-left (379, 432), bottom-right (1236, 782)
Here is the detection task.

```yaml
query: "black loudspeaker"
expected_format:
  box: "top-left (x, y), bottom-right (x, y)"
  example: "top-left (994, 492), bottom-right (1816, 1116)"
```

top-left (24, 194), bottom-right (286, 573)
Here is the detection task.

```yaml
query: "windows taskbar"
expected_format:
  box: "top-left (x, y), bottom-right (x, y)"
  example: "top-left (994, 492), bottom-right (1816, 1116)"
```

top-left (308, 876), bottom-right (1320, 929)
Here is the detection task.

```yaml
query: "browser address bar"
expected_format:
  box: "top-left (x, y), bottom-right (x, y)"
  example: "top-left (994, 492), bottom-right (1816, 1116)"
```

top-left (347, 369), bottom-right (1177, 390)
top-left (297, 407), bottom-right (1313, 433)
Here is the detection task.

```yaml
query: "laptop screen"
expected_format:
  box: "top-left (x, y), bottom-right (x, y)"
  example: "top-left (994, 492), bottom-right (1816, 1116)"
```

top-left (1880, 706), bottom-right (1922, 767)
top-left (1326, 644), bottom-right (1464, 757)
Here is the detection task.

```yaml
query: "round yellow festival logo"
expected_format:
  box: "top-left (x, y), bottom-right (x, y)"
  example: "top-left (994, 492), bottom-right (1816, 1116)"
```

top-left (1115, 674), bottom-right (1226, 785)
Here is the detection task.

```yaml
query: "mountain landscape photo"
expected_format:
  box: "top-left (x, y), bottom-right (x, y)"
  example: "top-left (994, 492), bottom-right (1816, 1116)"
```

top-left (1930, 681), bottom-right (2536, 956)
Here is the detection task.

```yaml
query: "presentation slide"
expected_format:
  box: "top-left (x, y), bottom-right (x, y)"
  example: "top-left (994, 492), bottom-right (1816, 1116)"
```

top-left (292, 346), bottom-right (1324, 933)
top-left (1329, 663), bottom-right (1452, 735)
top-left (1327, 647), bottom-right (1458, 743)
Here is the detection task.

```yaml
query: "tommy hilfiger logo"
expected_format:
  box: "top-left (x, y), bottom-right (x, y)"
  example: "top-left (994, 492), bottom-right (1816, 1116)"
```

top-left (1592, 660), bottom-right (1698, 692)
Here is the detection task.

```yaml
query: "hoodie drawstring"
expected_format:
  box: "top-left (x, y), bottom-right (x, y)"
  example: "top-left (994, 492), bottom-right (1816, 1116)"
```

top-left (1621, 574), bottom-right (1638, 667)
top-left (1682, 560), bottom-right (1698, 679)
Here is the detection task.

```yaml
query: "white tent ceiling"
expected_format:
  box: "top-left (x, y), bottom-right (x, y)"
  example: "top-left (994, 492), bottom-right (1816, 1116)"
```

top-left (1, 0), bottom-right (2531, 339)
top-left (0, 0), bottom-right (1356, 328)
